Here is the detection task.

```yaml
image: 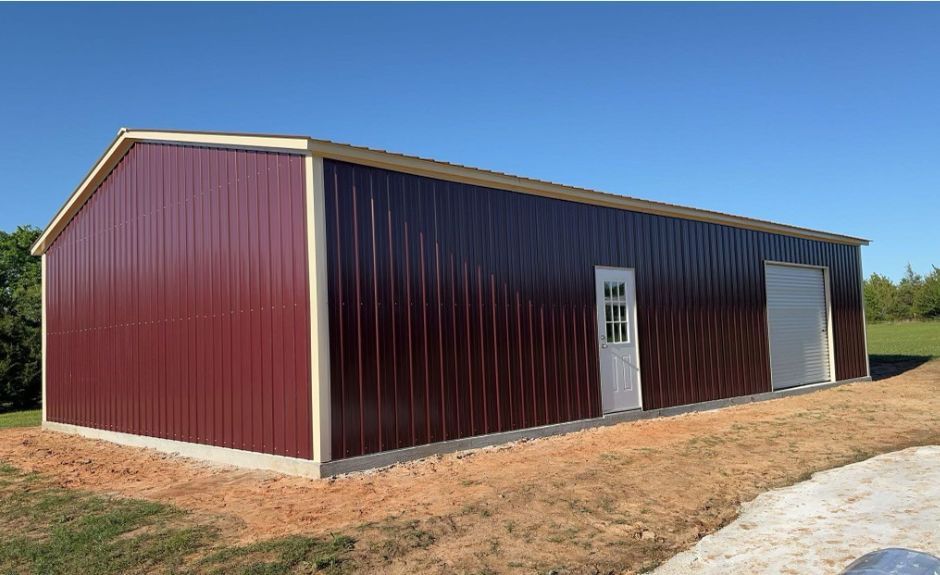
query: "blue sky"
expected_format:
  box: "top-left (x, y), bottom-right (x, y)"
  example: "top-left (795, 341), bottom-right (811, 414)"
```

top-left (1, 3), bottom-right (937, 279)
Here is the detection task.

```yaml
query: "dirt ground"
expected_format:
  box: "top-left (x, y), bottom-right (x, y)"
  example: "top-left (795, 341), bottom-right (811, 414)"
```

top-left (1, 360), bottom-right (939, 574)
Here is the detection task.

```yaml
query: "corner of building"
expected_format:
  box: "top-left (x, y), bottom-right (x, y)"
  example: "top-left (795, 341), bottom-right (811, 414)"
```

top-left (305, 151), bottom-right (332, 465)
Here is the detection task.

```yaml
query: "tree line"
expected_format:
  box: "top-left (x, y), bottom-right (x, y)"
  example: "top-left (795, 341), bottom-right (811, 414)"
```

top-left (864, 264), bottom-right (940, 322)
top-left (0, 226), bottom-right (41, 410)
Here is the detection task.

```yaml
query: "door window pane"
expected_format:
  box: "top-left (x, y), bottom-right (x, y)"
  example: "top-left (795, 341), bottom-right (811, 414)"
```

top-left (603, 280), bottom-right (630, 344)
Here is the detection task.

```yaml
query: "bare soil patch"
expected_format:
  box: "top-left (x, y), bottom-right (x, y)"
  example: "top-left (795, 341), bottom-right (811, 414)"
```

top-left (2, 361), bottom-right (939, 574)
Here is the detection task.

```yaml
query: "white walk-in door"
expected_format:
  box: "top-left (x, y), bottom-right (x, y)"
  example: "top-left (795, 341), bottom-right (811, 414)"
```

top-left (765, 263), bottom-right (833, 390)
top-left (595, 267), bottom-right (642, 413)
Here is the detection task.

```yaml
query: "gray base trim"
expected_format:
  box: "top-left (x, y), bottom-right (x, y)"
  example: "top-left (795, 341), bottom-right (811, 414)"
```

top-left (42, 421), bottom-right (323, 478)
top-left (42, 375), bottom-right (872, 479)
top-left (320, 375), bottom-right (873, 477)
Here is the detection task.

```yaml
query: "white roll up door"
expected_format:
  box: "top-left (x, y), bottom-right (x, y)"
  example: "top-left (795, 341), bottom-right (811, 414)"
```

top-left (766, 263), bottom-right (832, 390)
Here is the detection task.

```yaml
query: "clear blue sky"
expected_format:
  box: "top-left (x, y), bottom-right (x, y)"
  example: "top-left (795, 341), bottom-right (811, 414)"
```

top-left (1, 3), bottom-right (937, 280)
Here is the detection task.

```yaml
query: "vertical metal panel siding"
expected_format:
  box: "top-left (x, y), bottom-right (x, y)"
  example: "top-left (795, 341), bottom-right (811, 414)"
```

top-left (45, 143), bottom-right (313, 459)
top-left (324, 159), bottom-right (868, 460)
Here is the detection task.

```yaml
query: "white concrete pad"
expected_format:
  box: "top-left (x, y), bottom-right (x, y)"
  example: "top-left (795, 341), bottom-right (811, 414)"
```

top-left (654, 446), bottom-right (940, 575)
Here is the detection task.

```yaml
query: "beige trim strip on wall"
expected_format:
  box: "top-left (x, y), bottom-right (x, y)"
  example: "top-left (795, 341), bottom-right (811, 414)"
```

top-left (858, 245), bottom-right (871, 378)
top-left (31, 128), bottom-right (868, 256)
top-left (306, 154), bottom-right (332, 464)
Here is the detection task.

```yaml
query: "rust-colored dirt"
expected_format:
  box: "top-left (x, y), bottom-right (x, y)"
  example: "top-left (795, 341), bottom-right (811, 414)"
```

top-left (2, 361), bottom-right (938, 574)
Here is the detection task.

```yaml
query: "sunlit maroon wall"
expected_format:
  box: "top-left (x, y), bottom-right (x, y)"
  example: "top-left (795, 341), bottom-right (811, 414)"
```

top-left (45, 143), bottom-right (313, 459)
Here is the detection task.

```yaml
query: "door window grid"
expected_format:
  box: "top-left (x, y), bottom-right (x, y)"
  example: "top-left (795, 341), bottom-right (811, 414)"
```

top-left (603, 280), bottom-right (629, 344)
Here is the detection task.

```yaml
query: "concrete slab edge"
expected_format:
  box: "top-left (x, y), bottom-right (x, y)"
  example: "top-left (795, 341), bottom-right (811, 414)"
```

top-left (41, 421), bottom-right (322, 478)
top-left (321, 375), bottom-right (873, 477)
top-left (43, 375), bottom-right (872, 479)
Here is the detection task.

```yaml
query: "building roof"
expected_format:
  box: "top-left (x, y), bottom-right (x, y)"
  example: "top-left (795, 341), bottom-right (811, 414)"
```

top-left (30, 127), bottom-right (869, 256)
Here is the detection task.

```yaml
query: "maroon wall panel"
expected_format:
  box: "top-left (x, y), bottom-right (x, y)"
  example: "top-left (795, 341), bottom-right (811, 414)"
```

top-left (324, 160), bottom-right (868, 460)
top-left (45, 143), bottom-right (313, 459)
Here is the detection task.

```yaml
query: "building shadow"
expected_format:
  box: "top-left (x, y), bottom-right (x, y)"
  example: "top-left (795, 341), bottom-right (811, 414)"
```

top-left (868, 355), bottom-right (933, 381)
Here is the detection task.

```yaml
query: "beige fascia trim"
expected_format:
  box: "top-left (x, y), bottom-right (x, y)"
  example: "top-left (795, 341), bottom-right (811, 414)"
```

top-left (31, 130), bottom-right (131, 256)
top-left (126, 129), bottom-right (309, 153)
top-left (306, 154), bottom-right (332, 464)
top-left (32, 127), bottom-right (870, 257)
top-left (44, 421), bottom-right (323, 478)
top-left (307, 138), bottom-right (870, 247)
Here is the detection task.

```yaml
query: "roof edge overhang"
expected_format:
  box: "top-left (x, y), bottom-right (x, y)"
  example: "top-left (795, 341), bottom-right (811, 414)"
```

top-left (30, 127), bottom-right (870, 256)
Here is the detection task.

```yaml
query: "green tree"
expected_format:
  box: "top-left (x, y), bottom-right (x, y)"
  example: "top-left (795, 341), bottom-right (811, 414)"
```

top-left (0, 226), bottom-right (42, 410)
top-left (895, 263), bottom-right (924, 320)
top-left (914, 266), bottom-right (940, 319)
top-left (864, 273), bottom-right (898, 322)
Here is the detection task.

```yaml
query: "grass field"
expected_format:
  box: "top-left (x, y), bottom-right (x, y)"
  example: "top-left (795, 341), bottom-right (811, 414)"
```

top-left (0, 409), bottom-right (40, 430)
top-left (866, 321), bottom-right (940, 362)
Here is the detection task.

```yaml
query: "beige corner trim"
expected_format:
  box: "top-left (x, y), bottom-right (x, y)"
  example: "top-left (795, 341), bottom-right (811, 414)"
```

top-left (41, 254), bottom-right (47, 424)
top-left (306, 154), bottom-right (332, 464)
top-left (858, 245), bottom-right (871, 378)
top-left (43, 421), bottom-right (323, 478)
top-left (32, 128), bottom-right (868, 257)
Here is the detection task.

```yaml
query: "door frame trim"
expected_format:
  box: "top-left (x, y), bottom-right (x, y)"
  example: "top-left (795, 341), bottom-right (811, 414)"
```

top-left (763, 260), bottom-right (837, 390)
top-left (594, 266), bottom-right (644, 413)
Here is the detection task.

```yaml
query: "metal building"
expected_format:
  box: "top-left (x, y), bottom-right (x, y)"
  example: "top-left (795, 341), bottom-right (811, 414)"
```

top-left (32, 129), bottom-right (870, 476)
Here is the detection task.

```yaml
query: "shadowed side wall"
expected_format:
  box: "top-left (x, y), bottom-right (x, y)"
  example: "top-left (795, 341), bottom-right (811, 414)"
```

top-left (324, 159), bottom-right (868, 460)
top-left (45, 142), bottom-right (313, 459)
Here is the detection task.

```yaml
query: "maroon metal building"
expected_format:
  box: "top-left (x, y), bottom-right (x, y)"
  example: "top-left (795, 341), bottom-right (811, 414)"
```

top-left (33, 129), bottom-right (870, 476)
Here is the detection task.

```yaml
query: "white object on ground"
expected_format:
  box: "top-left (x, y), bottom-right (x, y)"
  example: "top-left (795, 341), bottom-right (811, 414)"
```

top-left (653, 446), bottom-right (940, 575)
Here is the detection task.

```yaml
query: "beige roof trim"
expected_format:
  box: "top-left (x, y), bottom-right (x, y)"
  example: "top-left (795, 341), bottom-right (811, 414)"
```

top-left (31, 128), bottom-right (869, 255)
top-left (307, 139), bottom-right (870, 246)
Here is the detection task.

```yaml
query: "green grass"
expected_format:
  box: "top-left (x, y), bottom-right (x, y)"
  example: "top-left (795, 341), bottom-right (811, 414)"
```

top-left (0, 408), bottom-right (41, 429)
top-left (867, 321), bottom-right (940, 362)
top-left (0, 463), bottom-right (356, 574)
